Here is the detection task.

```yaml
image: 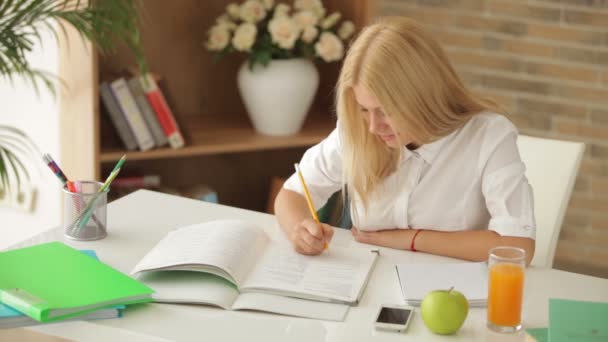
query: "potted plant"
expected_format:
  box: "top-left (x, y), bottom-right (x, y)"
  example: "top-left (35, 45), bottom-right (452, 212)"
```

top-left (0, 0), bottom-right (145, 209)
top-left (206, 0), bottom-right (355, 136)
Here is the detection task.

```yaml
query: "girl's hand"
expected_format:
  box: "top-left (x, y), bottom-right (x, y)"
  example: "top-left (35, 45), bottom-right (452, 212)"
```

top-left (351, 226), bottom-right (413, 250)
top-left (290, 218), bottom-right (334, 255)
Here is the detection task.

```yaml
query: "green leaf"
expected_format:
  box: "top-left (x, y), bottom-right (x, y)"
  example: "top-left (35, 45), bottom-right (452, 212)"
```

top-left (0, 0), bottom-right (148, 94)
top-left (0, 125), bottom-right (42, 200)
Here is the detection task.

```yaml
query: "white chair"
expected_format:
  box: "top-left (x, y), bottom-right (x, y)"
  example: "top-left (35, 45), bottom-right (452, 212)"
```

top-left (517, 135), bottom-right (585, 268)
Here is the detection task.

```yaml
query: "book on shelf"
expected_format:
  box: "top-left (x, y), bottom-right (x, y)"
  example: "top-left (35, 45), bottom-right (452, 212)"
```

top-left (0, 242), bottom-right (154, 323)
top-left (180, 184), bottom-right (218, 204)
top-left (0, 250), bottom-right (124, 329)
top-left (131, 219), bottom-right (379, 321)
top-left (127, 76), bottom-right (168, 147)
top-left (138, 73), bottom-right (185, 149)
top-left (110, 78), bottom-right (156, 151)
top-left (112, 175), bottom-right (162, 189)
top-left (100, 82), bottom-right (138, 151)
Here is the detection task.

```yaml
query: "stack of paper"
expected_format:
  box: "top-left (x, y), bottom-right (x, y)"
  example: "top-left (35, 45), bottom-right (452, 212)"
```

top-left (395, 262), bottom-right (488, 307)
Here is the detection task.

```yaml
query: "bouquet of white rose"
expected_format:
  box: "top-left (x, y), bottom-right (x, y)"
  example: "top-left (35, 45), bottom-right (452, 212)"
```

top-left (206, 0), bottom-right (355, 69)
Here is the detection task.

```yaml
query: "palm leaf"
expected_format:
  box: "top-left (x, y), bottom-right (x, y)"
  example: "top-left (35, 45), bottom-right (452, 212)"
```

top-left (0, 0), bottom-right (147, 93)
top-left (0, 0), bottom-right (147, 201)
top-left (0, 125), bottom-right (42, 202)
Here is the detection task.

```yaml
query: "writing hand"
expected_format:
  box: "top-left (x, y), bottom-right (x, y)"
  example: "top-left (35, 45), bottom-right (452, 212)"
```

top-left (291, 218), bottom-right (334, 255)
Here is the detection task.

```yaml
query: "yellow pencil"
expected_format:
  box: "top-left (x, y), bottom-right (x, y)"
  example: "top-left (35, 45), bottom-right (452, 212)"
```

top-left (294, 163), bottom-right (328, 250)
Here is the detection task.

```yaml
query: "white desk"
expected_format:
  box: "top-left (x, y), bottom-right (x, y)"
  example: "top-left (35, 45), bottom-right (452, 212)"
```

top-left (8, 190), bottom-right (608, 342)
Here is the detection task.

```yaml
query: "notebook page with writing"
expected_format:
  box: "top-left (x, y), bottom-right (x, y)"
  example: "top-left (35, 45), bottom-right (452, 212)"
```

top-left (131, 220), bottom-right (268, 286)
top-left (396, 262), bottom-right (488, 307)
top-left (241, 243), bottom-right (378, 304)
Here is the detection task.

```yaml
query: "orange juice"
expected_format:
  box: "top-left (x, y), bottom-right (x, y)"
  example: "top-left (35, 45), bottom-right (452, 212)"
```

top-left (487, 263), bottom-right (524, 327)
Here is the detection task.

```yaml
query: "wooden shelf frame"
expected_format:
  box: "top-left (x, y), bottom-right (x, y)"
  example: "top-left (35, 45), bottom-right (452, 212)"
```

top-left (100, 113), bottom-right (335, 162)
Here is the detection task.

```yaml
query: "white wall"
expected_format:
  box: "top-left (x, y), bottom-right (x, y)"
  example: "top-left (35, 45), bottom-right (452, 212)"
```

top-left (0, 29), bottom-right (61, 249)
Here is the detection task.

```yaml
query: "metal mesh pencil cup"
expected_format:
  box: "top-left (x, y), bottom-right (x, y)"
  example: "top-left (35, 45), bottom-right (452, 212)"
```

top-left (62, 181), bottom-right (108, 241)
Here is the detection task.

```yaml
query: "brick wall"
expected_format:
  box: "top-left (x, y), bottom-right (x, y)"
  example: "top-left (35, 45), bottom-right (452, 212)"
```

top-left (377, 0), bottom-right (608, 278)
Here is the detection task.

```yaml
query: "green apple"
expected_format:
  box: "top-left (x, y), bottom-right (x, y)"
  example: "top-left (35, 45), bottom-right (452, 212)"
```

top-left (421, 287), bottom-right (469, 335)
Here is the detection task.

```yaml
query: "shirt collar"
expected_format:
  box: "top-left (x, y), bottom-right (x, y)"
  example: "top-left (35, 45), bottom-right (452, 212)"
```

top-left (406, 130), bottom-right (455, 164)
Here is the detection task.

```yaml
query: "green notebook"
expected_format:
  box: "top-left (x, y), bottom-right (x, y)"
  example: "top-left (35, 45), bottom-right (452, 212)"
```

top-left (0, 242), bottom-right (153, 322)
top-left (548, 298), bottom-right (608, 342)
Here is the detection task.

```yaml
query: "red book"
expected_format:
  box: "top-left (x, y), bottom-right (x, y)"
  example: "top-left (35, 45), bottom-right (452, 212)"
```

top-left (138, 74), bottom-right (185, 149)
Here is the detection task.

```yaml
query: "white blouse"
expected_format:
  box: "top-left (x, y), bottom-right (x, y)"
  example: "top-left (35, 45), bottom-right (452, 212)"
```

top-left (283, 112), bottom-right (536, 239)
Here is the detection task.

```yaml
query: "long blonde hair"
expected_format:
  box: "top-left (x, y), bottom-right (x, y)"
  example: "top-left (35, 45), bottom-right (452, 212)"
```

top-left (337, 17), bottom-right (498, 211)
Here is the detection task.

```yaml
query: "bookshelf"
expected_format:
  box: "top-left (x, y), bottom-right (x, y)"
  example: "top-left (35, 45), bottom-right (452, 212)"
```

top-left (59, 0), bottom-right (372, 212)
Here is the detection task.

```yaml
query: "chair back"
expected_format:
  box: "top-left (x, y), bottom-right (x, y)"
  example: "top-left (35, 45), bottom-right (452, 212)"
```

top-left (517, 135), bottom-right (585, 268)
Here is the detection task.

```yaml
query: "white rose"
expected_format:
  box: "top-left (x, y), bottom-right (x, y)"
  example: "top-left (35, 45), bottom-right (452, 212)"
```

top-left (232, 23), bottom-right (257, 51)
top-left (294, 0), bottom-right (324, 18)
top-left (294, 11), bottom-right (318, 30)
top-left (206, 25), bottom-right (231, 51)
top-left (216, 15), bottom-right (238, 31)
top-left (240, 0), bottom-right (266, 23)
top-left (315, 32), bottom-right (344, 62)
top-left (338, 20), bottom-right (355, 40)
top-left (226, 3), bottom-right (240, 20)
top-left (321, 12), bottom-right (341, 29)
top-left (301, 26), bottom-right (318, 43)
top-left (273, 3), bottom-right (290, 18)
top-left (262, 0), bottom-right (274, 10)
top-left (268, 16), bottom-right (300, 49)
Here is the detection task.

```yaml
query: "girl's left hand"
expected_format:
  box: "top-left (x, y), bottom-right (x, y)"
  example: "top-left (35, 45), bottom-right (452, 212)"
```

top-left (351, 227), bottom-right (413, 250)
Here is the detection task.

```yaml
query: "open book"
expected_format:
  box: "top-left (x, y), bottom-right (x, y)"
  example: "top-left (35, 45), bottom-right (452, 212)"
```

top-left (131, 219), bottom-right (379, 320)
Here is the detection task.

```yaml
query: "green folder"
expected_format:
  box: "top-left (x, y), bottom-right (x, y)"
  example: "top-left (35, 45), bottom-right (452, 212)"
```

top-left (548, 298), bottom-right (608, 342)
top-left (0, 242), bottom-right (153, 322)
top-left (526, 328), bottom-right (548, 342)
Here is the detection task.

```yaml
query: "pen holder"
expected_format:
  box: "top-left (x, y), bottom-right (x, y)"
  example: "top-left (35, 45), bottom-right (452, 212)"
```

top-left (62, 181), bottom-right (108, 241)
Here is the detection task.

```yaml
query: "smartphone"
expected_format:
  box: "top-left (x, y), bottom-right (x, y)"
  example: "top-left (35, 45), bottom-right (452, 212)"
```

top-left (374, 304), bottom-right (414, 332)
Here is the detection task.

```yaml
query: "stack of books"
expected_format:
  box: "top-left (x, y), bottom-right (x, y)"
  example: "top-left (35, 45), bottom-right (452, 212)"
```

top-left (0, 242), bottom-right (154, 328)
top-left (100, 73), bottom-right (186, 152)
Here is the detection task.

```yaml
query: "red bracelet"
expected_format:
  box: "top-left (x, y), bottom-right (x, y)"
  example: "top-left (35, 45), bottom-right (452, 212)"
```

top-left (410, 229), bottom-right (422, 252)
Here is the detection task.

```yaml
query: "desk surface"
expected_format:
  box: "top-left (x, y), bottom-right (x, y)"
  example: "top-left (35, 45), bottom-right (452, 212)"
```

top-left (9, 190), bottom-right (608, 342)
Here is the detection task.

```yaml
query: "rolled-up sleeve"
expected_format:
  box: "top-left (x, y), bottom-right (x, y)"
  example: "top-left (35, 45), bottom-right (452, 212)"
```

top-left (482, 131), bottom-right (536, 239)
top-left (283, 127), bottom-right (343, 211)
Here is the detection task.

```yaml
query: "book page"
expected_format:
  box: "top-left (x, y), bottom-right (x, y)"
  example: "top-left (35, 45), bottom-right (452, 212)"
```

top-left (131, 219), bottom-right (268, 286)
top-left (232, 292), bottom-right (349, 321)
top-left (241, 243), bottom-right (377, 304)
top-left (136, 271), bottom-right (239, 309)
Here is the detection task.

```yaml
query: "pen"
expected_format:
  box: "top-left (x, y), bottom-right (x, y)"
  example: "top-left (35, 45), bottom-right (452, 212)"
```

top-left (42, 154), bottom-right (76, 192)
top-left (294, 163), bottom-right (328, 250)
top-left (43, 153), bottom-right (104, 228)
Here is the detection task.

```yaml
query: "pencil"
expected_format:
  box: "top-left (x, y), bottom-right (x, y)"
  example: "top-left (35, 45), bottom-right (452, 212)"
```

top-left (76, 155), bottom-right (127, 229)
top-left (294, 163), bottom-right (327, 250)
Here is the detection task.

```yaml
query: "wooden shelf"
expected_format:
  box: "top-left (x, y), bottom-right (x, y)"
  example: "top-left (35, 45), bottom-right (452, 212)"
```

top-left (99, 113), bottom-right (334, 163)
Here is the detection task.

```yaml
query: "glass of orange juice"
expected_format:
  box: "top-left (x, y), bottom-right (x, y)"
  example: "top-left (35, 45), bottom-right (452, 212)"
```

top-left (487, 246), bottom-right (526, 333)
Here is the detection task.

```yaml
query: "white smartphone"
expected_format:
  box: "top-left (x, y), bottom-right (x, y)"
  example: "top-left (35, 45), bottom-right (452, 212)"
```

top-left (373, 304), bottom-right (414, 332)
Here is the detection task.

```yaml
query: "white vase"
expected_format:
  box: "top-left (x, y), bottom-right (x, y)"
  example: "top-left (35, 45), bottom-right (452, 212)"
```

top-left (237, 58), bottom-right (320, 136)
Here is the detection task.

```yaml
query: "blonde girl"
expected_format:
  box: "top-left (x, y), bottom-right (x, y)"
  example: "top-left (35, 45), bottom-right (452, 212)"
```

top-left (274, 17), bottom-right (535, 265)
